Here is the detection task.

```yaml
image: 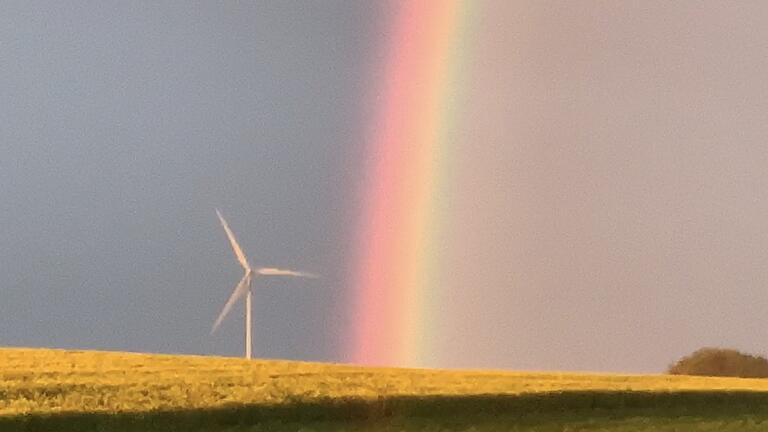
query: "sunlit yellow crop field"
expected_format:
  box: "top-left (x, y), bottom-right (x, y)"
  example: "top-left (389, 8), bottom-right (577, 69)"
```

top-left (3, 347), bottom-right (768, 431)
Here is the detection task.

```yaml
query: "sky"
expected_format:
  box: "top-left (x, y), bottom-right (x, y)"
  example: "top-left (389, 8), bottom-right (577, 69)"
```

top-left (3, 1), bottom-right (768, 373)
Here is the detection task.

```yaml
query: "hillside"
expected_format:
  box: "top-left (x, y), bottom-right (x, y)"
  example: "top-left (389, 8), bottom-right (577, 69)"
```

top-left (3, 347), bottom-right (768, 431)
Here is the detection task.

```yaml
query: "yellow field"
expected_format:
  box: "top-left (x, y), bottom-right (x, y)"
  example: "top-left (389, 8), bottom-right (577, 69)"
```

top-left (3, 346), bottom-right (768, 419)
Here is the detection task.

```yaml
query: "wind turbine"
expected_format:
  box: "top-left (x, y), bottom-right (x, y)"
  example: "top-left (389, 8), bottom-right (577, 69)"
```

top-left (211, 209), bottom-right (316, 359)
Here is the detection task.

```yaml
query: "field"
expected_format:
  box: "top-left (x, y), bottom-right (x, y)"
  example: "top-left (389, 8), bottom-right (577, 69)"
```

top-left (3, 348), bottom-right (768, 431)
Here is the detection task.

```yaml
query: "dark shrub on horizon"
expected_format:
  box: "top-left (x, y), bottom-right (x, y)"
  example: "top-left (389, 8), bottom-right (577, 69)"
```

top-left (668, 347), bottom-right (768, 378)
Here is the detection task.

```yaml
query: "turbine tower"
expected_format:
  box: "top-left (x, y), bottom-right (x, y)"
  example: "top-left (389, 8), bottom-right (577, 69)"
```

top-left (211, 209), bottom-right (316, 359)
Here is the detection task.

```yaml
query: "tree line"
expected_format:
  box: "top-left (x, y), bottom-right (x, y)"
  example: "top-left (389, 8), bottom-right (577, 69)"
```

top-left (669, 347), bottom-right (768, 378)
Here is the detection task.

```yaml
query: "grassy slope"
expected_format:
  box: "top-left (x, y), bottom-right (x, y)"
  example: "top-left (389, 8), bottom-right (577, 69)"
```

top-left (2, 347), bottom-right (768, 431)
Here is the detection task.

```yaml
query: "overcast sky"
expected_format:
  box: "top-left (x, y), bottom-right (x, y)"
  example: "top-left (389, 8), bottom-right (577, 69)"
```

top-left (0, 1), bottom-right (381, 363)
top-left (3, 2), bottom-right (768, 373)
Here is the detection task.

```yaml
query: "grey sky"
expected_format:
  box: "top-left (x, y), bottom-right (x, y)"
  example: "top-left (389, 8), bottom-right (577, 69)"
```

top-left (435, 1), bottom-right (768, 372)
top-left (0, 2), bottom-right (380, 362)
top-left (3, 2), bottom-right (768, 373)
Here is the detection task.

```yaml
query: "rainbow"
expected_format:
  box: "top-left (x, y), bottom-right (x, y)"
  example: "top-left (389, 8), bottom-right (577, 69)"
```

top-left (350, 1), bottom-right (473, 367)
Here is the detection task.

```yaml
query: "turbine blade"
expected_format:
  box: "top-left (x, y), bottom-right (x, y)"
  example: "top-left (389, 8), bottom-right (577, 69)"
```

top-left (256, 267), bottom-right (318, 278)
top-left (216, 209), bottom-right (251, 271)
top-left (211, 273), bottom-right (251, 334)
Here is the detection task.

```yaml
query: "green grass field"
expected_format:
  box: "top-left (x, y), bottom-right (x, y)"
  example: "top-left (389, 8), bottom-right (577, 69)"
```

top-left (2, 348), bottom-right (768, 431)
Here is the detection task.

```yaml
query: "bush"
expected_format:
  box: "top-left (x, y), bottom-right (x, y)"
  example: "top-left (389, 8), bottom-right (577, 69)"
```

top-left (668, 347), bottom-right (768, 378)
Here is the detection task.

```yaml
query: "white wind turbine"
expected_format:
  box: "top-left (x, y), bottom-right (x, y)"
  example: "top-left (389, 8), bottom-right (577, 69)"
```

top-left (211, 209), bottom-right (316, 359)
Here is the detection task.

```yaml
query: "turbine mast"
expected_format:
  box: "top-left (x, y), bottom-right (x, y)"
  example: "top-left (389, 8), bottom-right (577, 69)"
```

top-left (245, 287), bottom-right (252, 360)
